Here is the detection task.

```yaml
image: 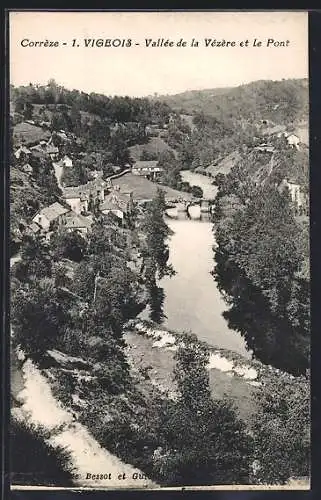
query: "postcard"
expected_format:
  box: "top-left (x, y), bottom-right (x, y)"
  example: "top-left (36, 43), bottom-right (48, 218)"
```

top-left (9, 10), bottom-right (310, 491)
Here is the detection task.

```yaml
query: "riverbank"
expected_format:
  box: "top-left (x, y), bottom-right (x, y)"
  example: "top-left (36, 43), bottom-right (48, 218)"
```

top-left (124, 318), bottom-right (299, 423)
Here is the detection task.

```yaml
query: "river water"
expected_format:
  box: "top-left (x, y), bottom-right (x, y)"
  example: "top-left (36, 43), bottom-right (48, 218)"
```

top-left (160, 170), bottom-right (249, 357)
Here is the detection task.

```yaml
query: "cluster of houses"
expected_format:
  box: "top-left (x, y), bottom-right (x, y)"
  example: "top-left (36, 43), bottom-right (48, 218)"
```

top-left (260, 123), bottom-right (302, 150)
top-left (28, 178), bottom-right (135, 239)
top-left (13, 123), bottom-right (137, 241)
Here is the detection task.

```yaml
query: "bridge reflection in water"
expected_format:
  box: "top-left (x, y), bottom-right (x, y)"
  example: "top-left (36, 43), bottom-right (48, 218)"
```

top-left (165, 202), bottom-right (213, 222)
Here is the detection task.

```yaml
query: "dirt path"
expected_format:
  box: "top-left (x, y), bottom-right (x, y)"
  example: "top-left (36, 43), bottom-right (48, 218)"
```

top-left (12, 358), bottom-right (157, 489)
top-left (53, 163), bottom-right (63, 189)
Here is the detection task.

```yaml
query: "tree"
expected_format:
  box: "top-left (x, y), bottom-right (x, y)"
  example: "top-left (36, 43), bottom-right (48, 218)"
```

top-left (156, 334), bottom-right (252, 485)
top-left (23, 102), bottom-right (33, 120)
top-left (157, 150), bottom-right (182, 190)
top-left (51, 229), bottom-right (87, 262)
top-left (11, 419), bottom-right (74, 486)
top-left (252, 376), bottom-right (310, 484)
top-left (213, 167), bottom-right (310, 374)
top-left (70, 105), bottom-right (82, 135)
top-left (13, 234), bottom-right (53, 283)
top-left (190, 185), bottom-right (203, 198)
top-left (141, 189), bottom-right (175, 281)
top-left (11, 278), bottom-right (69, 359)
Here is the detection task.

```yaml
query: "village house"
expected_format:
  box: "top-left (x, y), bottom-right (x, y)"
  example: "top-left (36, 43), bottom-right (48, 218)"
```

top-left (46, 144), bottom-right (60, 160)
top-left (87, 169), bottom-right (103, 181)
top-left (100, 190), bottom-right (133, 222)
top-left (21, 163), bottom-right (33, 174)
top-left (254, 144), bottom-right (275, 153)
top-left (63, 190), bottom-right (89, 214)
top-left (100, 198), bottom-right (125, 221)
top-left (61, 155), bottom-right (73, 167)
top-left (132, 160), bottom-right (164, 181)
top-left (62, 179), bottom-right (107, 215)
top-left (284, 133), bottom-right (300, 150)
top-left (31, 202), bottom-right (70, 232)
top-left (28, 221), bottom-right (42, 235)
top-left (14, 145), bottom-right (31, 160)
top-left (63, 212), bottom-right (93, 236)
top-left (145, 124), bottom-right (163, 137)
top-left (30, 141), bottom-right (59, 160)
top-left (279, 178), bottom-right (308, 213)
top-left (55, 130), bottom-right (70, 142)
top-left (54, 155), bottom-right (73, 168)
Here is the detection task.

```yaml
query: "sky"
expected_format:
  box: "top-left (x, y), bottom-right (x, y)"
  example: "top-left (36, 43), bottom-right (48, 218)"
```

top-left (9, 11), bottom-right (308, 97)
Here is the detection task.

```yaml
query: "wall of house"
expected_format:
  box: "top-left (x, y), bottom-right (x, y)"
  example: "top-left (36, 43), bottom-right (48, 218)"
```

top-left (65, 197), bottom-right (82, 214)
top-left (32, 213), bottom-right (50, 231)
top-left (66, 226), bottom-right (88, 236)
top-left (102, 208), bottom-right (124, 220)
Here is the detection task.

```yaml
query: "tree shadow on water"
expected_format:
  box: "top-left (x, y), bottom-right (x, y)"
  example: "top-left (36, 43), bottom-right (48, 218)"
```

top-left (149, 285), bottom-right (166, 324)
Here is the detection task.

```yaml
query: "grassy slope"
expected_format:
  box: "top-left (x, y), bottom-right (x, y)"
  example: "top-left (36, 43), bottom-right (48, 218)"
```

top-left (129, 136), bottom-right (176, 161)
top-left (157, 87), bottom-right (232, 112)
top-left (13, 122), bottom-right (51, 145)
top-left (111, 172), bottom-right (193, 201)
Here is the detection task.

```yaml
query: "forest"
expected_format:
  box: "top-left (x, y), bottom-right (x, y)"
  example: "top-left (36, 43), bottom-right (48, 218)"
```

top-left (212, 144), bottom-right (309, 375)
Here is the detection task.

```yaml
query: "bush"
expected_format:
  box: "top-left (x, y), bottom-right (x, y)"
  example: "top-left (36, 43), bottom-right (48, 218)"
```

top-left (11, 418), bottom-right (74, 486)
top-left (251, 376), bottom-right (310, 484)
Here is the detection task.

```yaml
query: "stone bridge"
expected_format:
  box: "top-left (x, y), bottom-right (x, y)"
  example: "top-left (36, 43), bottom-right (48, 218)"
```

top-left (166, 198), bottom-right (213, 213)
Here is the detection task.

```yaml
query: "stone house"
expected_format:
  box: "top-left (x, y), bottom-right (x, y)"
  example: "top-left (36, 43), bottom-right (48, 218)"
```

top-left (14, 146), bottom-right (31, 160)
top-left (132, 160), bottom-right (163, 180)
top-left (31, 202), bottom-right (70, 232)
top-left (285, 133), bottom-right (300, 150)
top-left (279, 178), bottom-right (308, 213)
top-left (63, 213), bottom-right (93, 236)
top-left (62, 179), bottom-right (107, 215)
top-left (100, 190), bottom-right (133, 221)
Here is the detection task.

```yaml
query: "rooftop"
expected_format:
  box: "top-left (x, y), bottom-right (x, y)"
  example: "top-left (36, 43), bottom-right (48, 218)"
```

top-left (100, 192), bottom-right (131, 212)
top-left (29, 222), bottom-right (41, 233)
top-left (39, 202), bottom-right (70, 222)
top-left (64, 213), bottom-right (93, 229)
top-left (62, 179), bottom-right (107, 199)
top-left (100, 199), bottom-right (122, 212)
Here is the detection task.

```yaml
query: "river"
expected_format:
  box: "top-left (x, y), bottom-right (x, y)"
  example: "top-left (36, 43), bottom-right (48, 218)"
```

top-left (160, 170), bottom-right (249, 357)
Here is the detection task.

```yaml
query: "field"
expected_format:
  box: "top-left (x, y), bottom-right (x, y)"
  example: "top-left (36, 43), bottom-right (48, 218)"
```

top-left (13, 122), bottom-right (50, 145)
top-left (111, 172), bottom-right (192, 202)
top-left (196, 150), bottom-right (241, 177)
top-left (295, 121), bottom-right (309, 145)
top-left (129, 136), bottom-right (176, 161)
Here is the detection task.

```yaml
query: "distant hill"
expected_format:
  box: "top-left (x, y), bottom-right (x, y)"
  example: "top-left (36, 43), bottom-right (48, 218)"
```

top-left (156, 87), bottom-right (232, 112)
top-left (158, 79), bottom-right (308, 126)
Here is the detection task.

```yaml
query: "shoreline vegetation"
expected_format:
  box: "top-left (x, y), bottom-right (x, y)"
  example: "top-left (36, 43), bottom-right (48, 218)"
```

top-left (13, 318), bottom-right (309, 489)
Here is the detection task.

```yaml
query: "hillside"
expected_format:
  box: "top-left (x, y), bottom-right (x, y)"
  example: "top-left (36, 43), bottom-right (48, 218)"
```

top-left (10, 79), bottom-right (310, 487)
top-left (156, 87), bottom-right (232, 112)
top-left (158, 79), bottom-right (308, 126)
top-left (129, 136), bottom-right (176, 162)
top-left (13, 122), bottom-right (51, 146)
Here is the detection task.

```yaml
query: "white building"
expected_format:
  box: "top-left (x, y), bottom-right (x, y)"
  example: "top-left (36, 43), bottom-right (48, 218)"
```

top-left (280, 178), bottom-right (307, 211)
top-left (285, 133), bottom-right (300, 150)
